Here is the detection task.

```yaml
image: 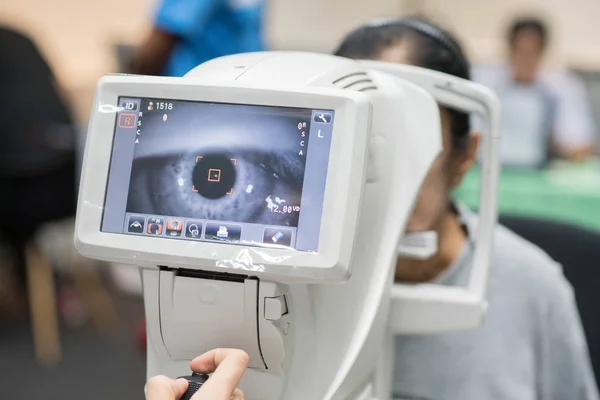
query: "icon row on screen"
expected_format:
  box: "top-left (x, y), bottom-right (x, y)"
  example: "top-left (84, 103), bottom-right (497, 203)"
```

top-left (126, 215), bottom-right (292, 247)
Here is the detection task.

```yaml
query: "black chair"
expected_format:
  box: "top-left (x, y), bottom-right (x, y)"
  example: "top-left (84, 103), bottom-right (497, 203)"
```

top-left (0, 26), bottom-right (78, 365)
top-left (500, 215), bottom-right (600, 388)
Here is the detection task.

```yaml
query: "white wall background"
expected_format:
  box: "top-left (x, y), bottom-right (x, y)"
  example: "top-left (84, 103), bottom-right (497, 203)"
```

top-left (1, 0), bottom-right (598, 119)
top-left (418, 0), bottom-right (600, 68)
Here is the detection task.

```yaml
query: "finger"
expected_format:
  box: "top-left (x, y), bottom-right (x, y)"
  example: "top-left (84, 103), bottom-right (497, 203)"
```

top-left (190, 349), bottom-right (249, 400)
top-left (231, 388), bottom-right (245, 400)
top-left (146, 376), bottom-right (188, 400)
top-left (190, 348), bottom-right (249, 374)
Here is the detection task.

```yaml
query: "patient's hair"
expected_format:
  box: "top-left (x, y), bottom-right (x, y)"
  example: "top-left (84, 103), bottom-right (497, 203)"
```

top-left (334, 17), bottom-right (471, 153)
top-left (508, 17), bottom-right (549, 51)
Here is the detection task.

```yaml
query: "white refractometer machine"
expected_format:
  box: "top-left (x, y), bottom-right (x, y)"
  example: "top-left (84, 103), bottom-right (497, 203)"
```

top-left (74, 52), bottom-right (500, 400)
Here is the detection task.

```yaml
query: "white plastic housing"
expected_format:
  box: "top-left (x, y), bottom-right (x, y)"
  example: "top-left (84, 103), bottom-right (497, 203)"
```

top-left (136, 53), bottom-right (440, 400)
top-left (73, 52), bottom-right (501, 400)
top-left (360, 61), bottom-right (501, 335)
top-left (75, 69), bottom-right (371, 283)
top-left (360, 62), bottom-right (501, 400)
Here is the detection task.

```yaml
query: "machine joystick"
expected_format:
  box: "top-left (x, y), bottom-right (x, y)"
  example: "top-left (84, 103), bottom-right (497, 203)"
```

top-left (178, 372), bottom-right (210, 400)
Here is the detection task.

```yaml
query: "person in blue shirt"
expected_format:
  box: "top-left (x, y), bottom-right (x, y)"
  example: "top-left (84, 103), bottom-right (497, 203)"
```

top-left (130, 0), bottom-right (265, 77)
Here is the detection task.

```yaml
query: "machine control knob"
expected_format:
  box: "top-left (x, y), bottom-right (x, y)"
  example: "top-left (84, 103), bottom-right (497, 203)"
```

top-left (178, 372), bottom-right (209, 400)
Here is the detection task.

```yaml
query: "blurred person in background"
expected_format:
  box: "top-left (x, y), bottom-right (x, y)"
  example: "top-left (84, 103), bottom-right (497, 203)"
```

top-left (473, 17), bottom-right (597, 167)
top-left (335, 17), bottom-right (599, 400)
top-left (129, 0), bottom-right (266, 77)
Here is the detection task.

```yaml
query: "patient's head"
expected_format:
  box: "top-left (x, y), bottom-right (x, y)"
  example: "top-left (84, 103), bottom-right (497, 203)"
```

top-left (334, 18), bottom-right (479, 237)
top-left (507, 17), bottom-right (548, 83)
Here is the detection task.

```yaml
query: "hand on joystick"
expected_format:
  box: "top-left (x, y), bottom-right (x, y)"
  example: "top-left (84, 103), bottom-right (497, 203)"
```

top-left (146, 348), bottom-right (249, 400)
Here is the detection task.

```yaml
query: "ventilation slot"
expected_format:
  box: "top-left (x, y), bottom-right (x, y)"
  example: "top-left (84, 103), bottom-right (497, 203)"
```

top-left (332, 72), bottom-right (378, 92)
top-left (358, 85), bottom-right (377, 92)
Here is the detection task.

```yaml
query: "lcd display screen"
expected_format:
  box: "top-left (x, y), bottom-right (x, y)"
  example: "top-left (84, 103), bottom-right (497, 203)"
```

top-left (100, 97), bottom-right (334, 252)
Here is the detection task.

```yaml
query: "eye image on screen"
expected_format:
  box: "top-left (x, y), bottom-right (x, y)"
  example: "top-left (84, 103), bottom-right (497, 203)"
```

top-left (125, 100), bottom-right (310, 227)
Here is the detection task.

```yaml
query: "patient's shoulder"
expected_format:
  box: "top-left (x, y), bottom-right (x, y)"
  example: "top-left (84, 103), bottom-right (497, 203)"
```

top-left (491, 223), bottom-right (570, 300)
top-left (457, 204), bottom-right (571, 305)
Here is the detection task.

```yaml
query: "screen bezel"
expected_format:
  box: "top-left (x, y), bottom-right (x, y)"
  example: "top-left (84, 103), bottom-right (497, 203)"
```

top-left (75, 75), bottom-right (371, 282)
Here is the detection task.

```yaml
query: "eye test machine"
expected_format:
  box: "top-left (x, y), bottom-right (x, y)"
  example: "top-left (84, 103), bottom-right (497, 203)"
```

top-left (74, 52), bottom-right (500, 399)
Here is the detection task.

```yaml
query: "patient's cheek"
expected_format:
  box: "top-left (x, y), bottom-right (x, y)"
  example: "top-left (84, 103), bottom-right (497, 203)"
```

top-left (405, 165), bottom-right (447, 232)
top-left (406, 200), bottom-right (441, 232)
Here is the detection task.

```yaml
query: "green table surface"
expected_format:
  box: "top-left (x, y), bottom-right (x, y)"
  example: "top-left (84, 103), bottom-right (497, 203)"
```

top-left (453, 159), bottom-right (600, 232)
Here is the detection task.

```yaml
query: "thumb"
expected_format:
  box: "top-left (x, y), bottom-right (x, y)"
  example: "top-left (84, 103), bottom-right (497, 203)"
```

top-left (146, 376), bottom-right (189, 400)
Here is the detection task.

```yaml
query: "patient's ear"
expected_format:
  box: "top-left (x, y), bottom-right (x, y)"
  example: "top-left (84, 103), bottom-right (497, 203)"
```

top-left (450, 131), bottom-right (480, 188)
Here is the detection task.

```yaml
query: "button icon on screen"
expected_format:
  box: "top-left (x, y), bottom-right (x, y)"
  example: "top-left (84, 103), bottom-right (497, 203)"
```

top-left (147, 217), bottom-right (164, 235)
top-left (313, 113), bottom-right (332, 124)
top-left (166, 219), bottom-right (183, 237)
top-left (185, 221), bottom-right (203, 239)
top-left (263, 227), bottom-right (293, 247)
top-left (205, 223), bottom-right (242, 242)
top-left (118, 113), bottom-right (137, 128)
top-left (217, 226), bottom-right (229, 238)
top-left (120, 101), bottom-right (138, 111)
top-left (127, 215), bottom-right (145, 234)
